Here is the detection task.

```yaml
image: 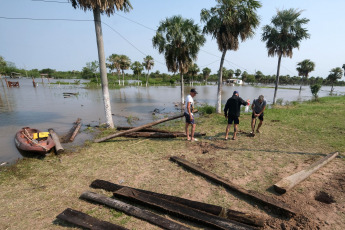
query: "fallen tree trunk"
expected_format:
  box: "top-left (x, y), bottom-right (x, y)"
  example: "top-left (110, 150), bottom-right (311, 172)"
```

top-left (170, 156), bottom-right (297, 217)
top-left (117, 126), bottom-right (206, 137)
top-left (69, 122), bottom-right (82, 142)
top-left (48, 128), bottom-right (64, 154)
top-left (114, 187), bottom-right (254, 230)
top-left (124, 132), bottom-right (177, 138)
top-left (56, 208), bottom-right (128, 230)
top-left (91, 179), bottom-right (265, 227)
top-left (95, 113), bottom-right (188, 143)
top-left (274, 152), bottom-right (339, 194)
top-left (80, 191), bottom-right (191, 230)
top-left (61, 118), bottom-right (81, 143)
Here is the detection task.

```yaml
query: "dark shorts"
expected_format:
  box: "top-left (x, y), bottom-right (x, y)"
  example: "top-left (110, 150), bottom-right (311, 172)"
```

top-left (228, 115), bottom-right (239, 124)
top-left (252, 112), bottom-right (264, 121)
top-left (184, 112), bottom-right (195, 124)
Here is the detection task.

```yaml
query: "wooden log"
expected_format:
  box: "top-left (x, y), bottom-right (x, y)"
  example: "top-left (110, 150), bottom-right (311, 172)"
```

top-left (80, 191), bottom-right (191, 230)
top-left (56, 208), bottom-right (128, 230)
top-left (123, 132), bottom-right (177, 138)
top-left (70, 122), bottom-right (82, 142)
top-left (94, 112), bottom-right (191, 143)
top-left (116, 126), bottom-right (174, 133)
top-left (61, 118), bottom-right (81, 143)
top-left (114, 187), bottom-right (254, 230)
top-left (274, 152), bottom-right (339, 194)
top-left (48, 128), bottom-right (64, 154)
top-left (170, 156), bottom-right (297, 217)
top-left (91, 179), bottom-right (265, 227)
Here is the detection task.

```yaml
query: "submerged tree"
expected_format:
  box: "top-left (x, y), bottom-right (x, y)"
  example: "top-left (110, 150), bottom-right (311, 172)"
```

top-left (143, 55), bottom-right (154, 87)
top-left (188, 63), bottom-right (200, 86)
top-left (202, 67), bottom-right (211, 85)
top-left (119, 55), bottom-right (131, 85)
top-left (201, 0), bottom-right (261, 113)
top-left (296, 59), bottom-right (315, 92)
top-left (327, 67), bottom-right (343, 93)
top-left (152, 15), bottom-right (205, 104)
top-left (69, 0), bottom-right (133, 128)
top-left (131, 61), bottom-right (143, 83)
top-left (262, 8), bottom-right (310, 104)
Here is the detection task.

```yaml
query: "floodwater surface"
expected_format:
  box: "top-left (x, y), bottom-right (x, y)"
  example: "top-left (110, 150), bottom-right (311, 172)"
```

top-left (0, 78), bottom-right (344, 164)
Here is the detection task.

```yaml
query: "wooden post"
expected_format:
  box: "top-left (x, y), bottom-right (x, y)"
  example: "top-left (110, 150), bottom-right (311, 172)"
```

top-left (48, 128), bottom-right (64, 154)
top-left (170, 156), bottom-right (297, 217)
top-left (80, 191), bottom-right (191, 230)
top-left (56, 208), bottom-right (128, 230)
top-left (32, 78), bottom-right (36, 87)
top-left (91, 179), bottom-right (265, 227)
top-left (274, 152), bottom-right (339, 194)
top-left (114, 187), bottom-right (253, 230)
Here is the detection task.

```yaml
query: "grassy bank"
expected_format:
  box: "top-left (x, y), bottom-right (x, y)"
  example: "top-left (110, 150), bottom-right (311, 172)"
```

top-left (0, 96), bottom-right (344, 229)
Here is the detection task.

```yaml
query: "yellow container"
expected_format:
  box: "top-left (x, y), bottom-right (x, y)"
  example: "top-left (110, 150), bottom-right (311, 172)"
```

top-left (33, 132), bottom-right (50, 139)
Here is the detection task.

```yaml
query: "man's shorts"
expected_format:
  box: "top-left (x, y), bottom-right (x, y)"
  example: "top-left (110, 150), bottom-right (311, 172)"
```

top-left (184, 112), bottom-right (195, 124)
top-left (252, 112), bottom-right (264, 121)
top-left (228, 115), bottom-right (239, 124)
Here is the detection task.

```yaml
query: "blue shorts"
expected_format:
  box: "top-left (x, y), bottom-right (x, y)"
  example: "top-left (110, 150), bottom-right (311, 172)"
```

top-left (184, 112), bottom-right (195, 124)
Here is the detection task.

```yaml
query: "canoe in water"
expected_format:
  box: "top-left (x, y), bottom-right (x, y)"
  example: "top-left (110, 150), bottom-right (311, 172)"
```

top-left (14, 127), bottom-right (55, 155)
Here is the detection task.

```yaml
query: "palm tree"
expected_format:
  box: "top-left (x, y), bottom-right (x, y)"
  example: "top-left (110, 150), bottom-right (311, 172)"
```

top-left (296, 59), bottom-right (315, 92)
top-left (69, 0), bottom-right (132, 128)
top-left (202, 67), bottom-right (211, 85)
top-left (131, 61), bottom-right (143, 84)
top-left (143, 55), bottom-right (154, 87)
top-left (188, 63), bottom-right (200, 86)
top-left (327, 67), bottom-right (343, 93)
top-left (342, 64), bottom-right (345, 77)
top-left (119, 55), bottom-right (131, 85)
top-left (201, 0), bottom-right (261, 113)
top-left (235, 69), bottom-right (241, 78)
top-left (152, 15), bottom-right (205, 105)
top-left (262, 8), bottom-right (310, 104)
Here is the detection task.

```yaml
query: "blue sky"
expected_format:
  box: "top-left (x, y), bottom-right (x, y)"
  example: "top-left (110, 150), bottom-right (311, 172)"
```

top-left (1, 0), bottom-right (344, 78)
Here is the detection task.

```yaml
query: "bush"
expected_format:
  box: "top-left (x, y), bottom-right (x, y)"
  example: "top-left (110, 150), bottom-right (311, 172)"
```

top-left (310, 84), bottom-right (321, 99)
top-left (198, 104), bottom-right (216, 115)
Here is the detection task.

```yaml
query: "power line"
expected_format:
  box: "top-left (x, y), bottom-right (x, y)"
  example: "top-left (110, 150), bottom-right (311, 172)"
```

top-left (0, 16), bottom-right (92, 22)
top-left (31, 0), bottom-right (69, 3)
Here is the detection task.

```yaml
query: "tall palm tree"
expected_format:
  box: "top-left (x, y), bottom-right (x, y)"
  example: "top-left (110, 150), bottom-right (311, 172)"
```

top-left (152, 15), bottom-right (205, 105)
top-left (296, 59), bottom-right (315, 92)
top-left (69, 0), bottom-right (132, 128)
top-left (131, 61), bottom-right (143, 84)
top-left (235, 69), bottom-right (241, 78)
top-left (262, 8), bottom-right (310, 104)
top-left (143, 55), bottom-right (154, 87)
top-left (342, 64), bottom-right (345, 77)
top-left (188, 63), bottom-right (200, 86)
top-left (119, 55), bottom-right (131, 85)
top-left (327, 67), bottom-right (343, 93)
top-left (202, 67), bottom-right (211, 85)
top-left (201, 0), bottom-right (261, 113)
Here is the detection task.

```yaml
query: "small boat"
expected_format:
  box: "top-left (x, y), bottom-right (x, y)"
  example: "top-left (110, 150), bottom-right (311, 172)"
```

top-left (14, 127), bottom-right (55, 155)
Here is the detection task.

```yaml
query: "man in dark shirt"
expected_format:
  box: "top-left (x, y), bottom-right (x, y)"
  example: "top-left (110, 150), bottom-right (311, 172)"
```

top-left (224, 91), bottom-right (250, 140)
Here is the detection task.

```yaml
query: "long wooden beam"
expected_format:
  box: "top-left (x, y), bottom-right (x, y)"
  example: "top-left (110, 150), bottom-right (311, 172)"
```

top-left (91, 179), bottom-right (265, 227)
top-left (56, 208), bottom-right (128, 230)
top-left (170, 156), bottom-right (297, 217)
top-left (80, 191), bottom-right (191, 230)
top-left (114, 187), bottom-right (254, 230)
top-left (274, 152), bottom-right (339, 194)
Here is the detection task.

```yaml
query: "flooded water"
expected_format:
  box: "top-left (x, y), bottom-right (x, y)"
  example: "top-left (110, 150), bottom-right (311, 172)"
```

top-left (1, 78), bottom-right (344, 164)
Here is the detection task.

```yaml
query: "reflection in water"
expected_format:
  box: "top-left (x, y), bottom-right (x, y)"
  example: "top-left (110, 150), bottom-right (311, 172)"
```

top-left (0, 78), bottom-right (344, 164)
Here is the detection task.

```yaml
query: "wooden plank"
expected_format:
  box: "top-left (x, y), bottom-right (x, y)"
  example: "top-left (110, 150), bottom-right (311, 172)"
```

top-left (56, 208), bottom-right (128, 230)
top-left (123, 132), bottom-right (177, 138)
top-left (80, 191), bottom-right (191, 230)
top-left (117, 126), bottom-right (206, 137)
top-left (274, 152), bottom-right (339, 194)
top-left (91, 179), bottom-right (265, 227)
top-left (170, 156), bottom-right (297, 217)
top-left (94, 113), bottom-right (186, 143)
top-left (114, 187), bottom-right (254, 230)
top-left (48, 128), bottom-right (64, 154)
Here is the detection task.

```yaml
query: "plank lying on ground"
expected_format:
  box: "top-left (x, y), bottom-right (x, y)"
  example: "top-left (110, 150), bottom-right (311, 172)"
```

top-left (114, 187), bottom-right (254, 230)
top-left (56, 208), bottom-right (128, 230)
top-left (123, 132), bottom-right (206, 138)
top-left (95, 113), bottom-right (190, 143)
top-left (61, 118), bottom-right (81, 143)
top-left (117, 126), bottom-right (206, 136)
top-left (91, 179), bottom-right (264, 227)
top-left (80, 191), bottom-right (191, 230)
top-left (170, 156), bottom-right (297, 217)
top-left (274, 152), bottom-right (339, 194)
top-left (48, 128), bottom-right (64, 154)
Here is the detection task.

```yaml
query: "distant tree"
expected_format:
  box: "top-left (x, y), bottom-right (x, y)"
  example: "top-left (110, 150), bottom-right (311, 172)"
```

top-left (202, 67), bottom-right (211, 85)
top-left (188, 63), bottom-right (200, 86)
top-left (327, 67), bottom-right (343, 93)
top-left (152, 15), bottom-right (205, 104)
top-left (40, 68), bottom-right (56, 78)
top-left (228, 69), bottom-right (234, 79)
top-left (143, 55), bottom-right (154, 87)
top-left (0, 56), bottom-right (7, 76)
top-left (235, 69), bottom-right (241, 78)
top-left (255, 71), bottom-right (264, 83)
top-left (119, 55), bottom-right (131, 85)
top-left (241, 71), bottom-right (248, 81)
top-left (262, 8), bottom-right (310, 104)
top-left (342, 64), bottom-right (345, 77)
top-left (201, 0), bottom-right (261, 113)
top-left (296, 59), bottom-right (315, 92)
top-left (131, 61), bottom-right (144, 83)
top-left (69, 0), bottom-right (132, 128)
top-left (107, 54), bottom-right (121, 76)
top-left (310, 84), bottom-right (321, 100)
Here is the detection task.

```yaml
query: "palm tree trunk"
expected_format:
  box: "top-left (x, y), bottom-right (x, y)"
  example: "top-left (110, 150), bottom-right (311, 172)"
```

top-left (180, 72), bottom-right (185, 105)
top-left (216, 50), bottom-right (227, 113)
top-left (273, 54), bottom-right (282, 105)
top-left (146, 70), bottom-right (149, 87)
top-left (93, 6), bottom-right (114, 128)
top-left (299, 77), bottom-right (304, 92)
top-left (122, 71), bottom-right (124, 86)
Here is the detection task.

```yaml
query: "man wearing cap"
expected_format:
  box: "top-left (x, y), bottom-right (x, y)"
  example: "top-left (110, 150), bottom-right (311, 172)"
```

top-left (251, 95), bottom-right (266, 135)
top-left (184, 88), bottom-right (198, 141)
top-left (224, 91), bottom-right (250, 140)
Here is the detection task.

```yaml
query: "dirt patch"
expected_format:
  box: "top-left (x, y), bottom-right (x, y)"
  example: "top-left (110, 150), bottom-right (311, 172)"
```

top-left (188, 140), bottom-right (228, 154)
top-left (315, 191), bottom-right (335, 204)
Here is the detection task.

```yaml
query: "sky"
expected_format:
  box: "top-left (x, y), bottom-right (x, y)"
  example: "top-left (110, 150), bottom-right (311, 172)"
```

top-left (1, 0), bottom-right (345, 78)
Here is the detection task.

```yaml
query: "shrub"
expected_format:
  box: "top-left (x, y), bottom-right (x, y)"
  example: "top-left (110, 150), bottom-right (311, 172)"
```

top-left (310, 84), bottom-right (321, 100)
top-left (198, 104), bottom-right (216, 115)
